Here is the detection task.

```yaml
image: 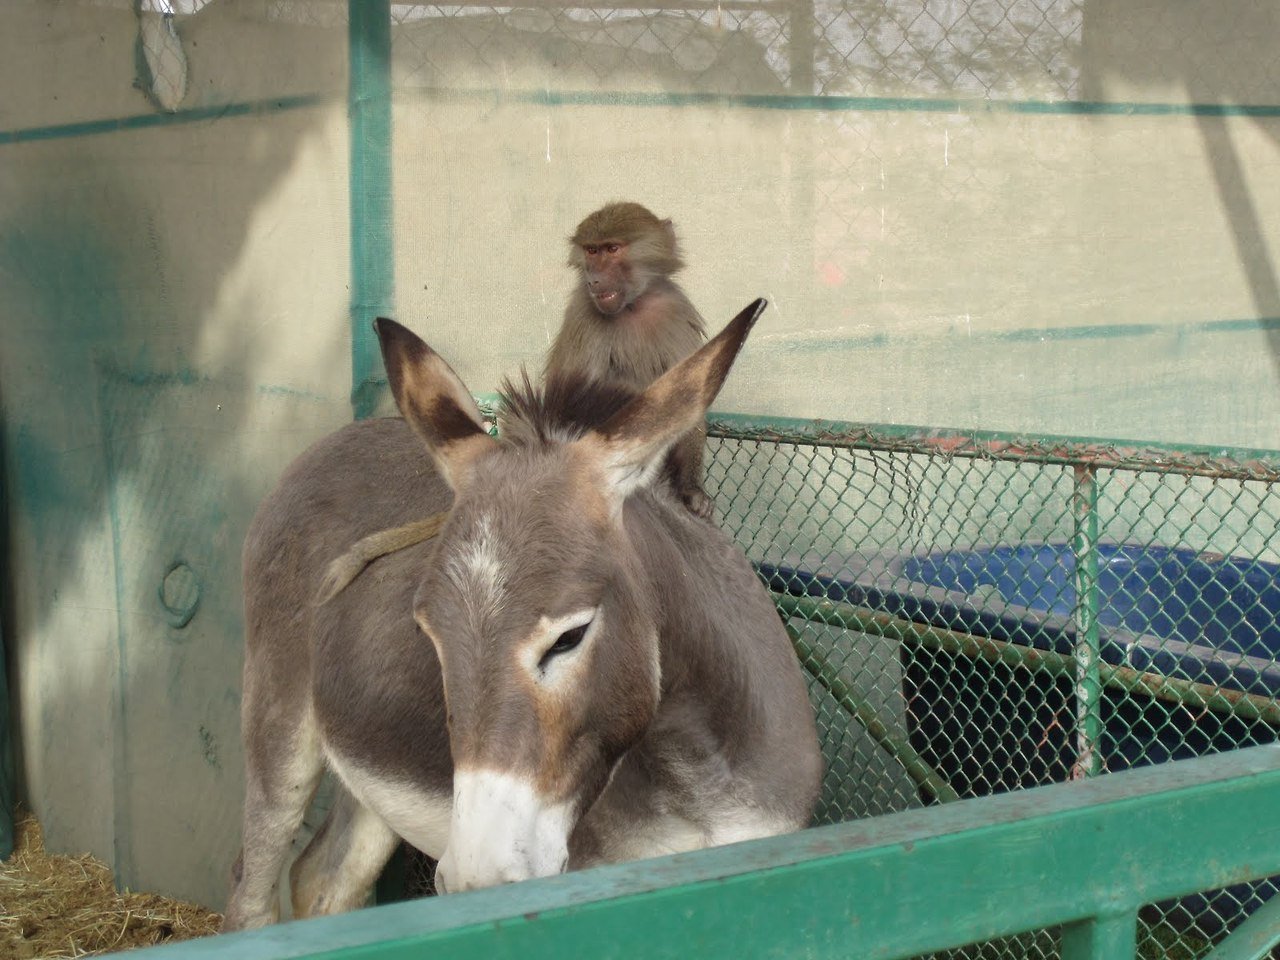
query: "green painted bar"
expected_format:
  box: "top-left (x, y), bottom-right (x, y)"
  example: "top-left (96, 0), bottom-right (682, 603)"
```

top-left (0, 93), bottom-right (331, 146)
top-left (469, 399), bottom-right (1280, 474)
top-left (398, 86), bottom-right (1280, 119)
top-left (1060, 911), bottom-right (1138, 960)
top-left (348, 0), bottom-right (394, 420)
top-left (1071, 465), bottom-right (1103, 779)
top-left (3, 91), bottom-right (1279, 148)
top-left (133, 746), bottom-right (1280, 960)
top-left (1202, 890), bottom-right (1280, 960)
top-left (787, 624), bottom-right (960, 805)
top-left (770, 592), bottom-right (1280, 727)
top-left (765, 315), bottom-right (1280, 354)
top-left (705, 411), bottom-right (1280, 476)
top-left (489, 397), bottom-right (1280, 478)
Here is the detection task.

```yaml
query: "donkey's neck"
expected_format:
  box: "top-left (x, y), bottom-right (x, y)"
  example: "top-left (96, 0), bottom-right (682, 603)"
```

top-left (628, 494), bottom-right (776, 780)
top-left (570, 493), bottom-right (808, 867)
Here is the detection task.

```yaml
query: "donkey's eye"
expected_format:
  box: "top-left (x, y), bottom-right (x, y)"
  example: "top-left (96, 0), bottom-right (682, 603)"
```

top-left (540, 623), bottom-right (589, 669)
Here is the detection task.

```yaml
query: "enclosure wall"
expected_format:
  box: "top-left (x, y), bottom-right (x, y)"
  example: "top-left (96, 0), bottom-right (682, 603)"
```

top-left (387, 0), bottom-right (1280, 447)
top-left (0, 1), bottom-right (354, 908)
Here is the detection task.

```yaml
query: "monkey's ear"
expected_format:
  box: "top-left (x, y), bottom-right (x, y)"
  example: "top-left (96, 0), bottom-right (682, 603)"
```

top-left (374, 317), bottom-right (497, 492)
top-left (583, 298), bottom-right (766, 508)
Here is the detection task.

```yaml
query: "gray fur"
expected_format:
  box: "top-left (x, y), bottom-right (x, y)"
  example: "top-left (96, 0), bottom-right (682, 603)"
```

top-left (223, 315), bottom-right (821, 930)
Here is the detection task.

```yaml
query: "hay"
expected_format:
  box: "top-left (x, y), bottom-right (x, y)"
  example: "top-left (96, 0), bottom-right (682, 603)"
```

top-left (0, 808), bottom-right (222, 958)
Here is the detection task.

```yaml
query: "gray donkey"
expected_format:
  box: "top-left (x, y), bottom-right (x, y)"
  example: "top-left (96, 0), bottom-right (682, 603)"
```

top-left (222, 299), bottom-right (822, 930)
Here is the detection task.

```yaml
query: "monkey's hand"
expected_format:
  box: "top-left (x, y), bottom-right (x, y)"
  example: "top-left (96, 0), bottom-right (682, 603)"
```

top-left (681, 488), bottom-right (716, 523)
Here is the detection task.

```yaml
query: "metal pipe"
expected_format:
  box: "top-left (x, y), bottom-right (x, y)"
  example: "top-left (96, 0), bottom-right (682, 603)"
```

top-left (706, 414), bottom-right (1280, 483)
top-left (1060, 910), bottom-right (1138, 960)
top-left (1071, 464), bottom-right (1103, 778)
top-left (348, 0), bottom-right (395, 420)
top-left (1200, 886), bottom-right (1280, 960)
top-left (784, 623), bottom-right (961, 805)
top-left (771, 592), bottom-right (1280, 728)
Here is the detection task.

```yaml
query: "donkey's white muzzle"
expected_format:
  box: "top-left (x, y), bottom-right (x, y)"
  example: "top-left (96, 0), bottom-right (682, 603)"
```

top-left (435, 768), bottom-right (573, 894)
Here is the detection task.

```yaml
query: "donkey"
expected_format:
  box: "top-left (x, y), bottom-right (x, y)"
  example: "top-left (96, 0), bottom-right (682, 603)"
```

top-left (222, 299), bottom-right (822, 930)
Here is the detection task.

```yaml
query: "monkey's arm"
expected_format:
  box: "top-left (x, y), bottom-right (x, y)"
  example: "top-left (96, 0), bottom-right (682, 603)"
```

top-left (668, 425), bottom-right (714, 521)
top-left (315, 513), bottom-right (447, 604)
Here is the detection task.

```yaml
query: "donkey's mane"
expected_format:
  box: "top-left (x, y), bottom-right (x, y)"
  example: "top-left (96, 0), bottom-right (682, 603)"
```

top-left (497, 368), bottom-right (638, 447)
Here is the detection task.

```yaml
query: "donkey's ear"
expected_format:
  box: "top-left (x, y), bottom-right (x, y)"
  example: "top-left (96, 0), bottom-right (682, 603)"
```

top-left (375, 317), bottom-right (497, 492)
top-left (585, 298), bottom-right (766, 506)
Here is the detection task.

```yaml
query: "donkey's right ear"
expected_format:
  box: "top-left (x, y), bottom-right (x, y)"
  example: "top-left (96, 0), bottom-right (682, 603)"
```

top-left (375, 318), bottom-right (497, 492)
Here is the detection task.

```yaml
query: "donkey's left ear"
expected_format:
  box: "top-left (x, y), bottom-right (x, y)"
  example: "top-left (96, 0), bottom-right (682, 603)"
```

top-left (584, 298), bottom-right (766, 507)
top-left (375, 317), bottom-right (497, 492)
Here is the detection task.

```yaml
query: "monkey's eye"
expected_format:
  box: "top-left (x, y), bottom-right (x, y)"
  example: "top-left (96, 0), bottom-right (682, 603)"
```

top-left (604, 243), bottom-right (620, 254)
top-left (539, 622), bottom-right (589, 670)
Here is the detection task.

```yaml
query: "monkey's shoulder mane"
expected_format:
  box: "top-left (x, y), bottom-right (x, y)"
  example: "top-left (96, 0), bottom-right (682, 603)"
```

top-left (496, 368), bottom-right (638, 447)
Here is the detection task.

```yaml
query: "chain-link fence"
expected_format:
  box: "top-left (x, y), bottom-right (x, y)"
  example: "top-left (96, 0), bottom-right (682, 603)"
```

top-left (703, 415), bottom-right (1280, 959)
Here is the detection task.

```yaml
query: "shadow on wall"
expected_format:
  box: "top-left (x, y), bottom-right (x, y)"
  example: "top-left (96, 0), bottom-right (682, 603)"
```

top-left (1082, 0), bottom-right (1280, 378)
top-left (0, 0), bottom-right (350, 909)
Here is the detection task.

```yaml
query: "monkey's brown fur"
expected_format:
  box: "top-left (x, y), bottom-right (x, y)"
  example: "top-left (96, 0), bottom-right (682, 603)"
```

top-left (547, 202), bottom-right (709, 516)
top-left (317, 203), bottom-right (710, 603)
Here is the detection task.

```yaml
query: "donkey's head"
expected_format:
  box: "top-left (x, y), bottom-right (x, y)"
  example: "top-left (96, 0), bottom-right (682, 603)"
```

top-left (375, 299), bottom-right (765, 893)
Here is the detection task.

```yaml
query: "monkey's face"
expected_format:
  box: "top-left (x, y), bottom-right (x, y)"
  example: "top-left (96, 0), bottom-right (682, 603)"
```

top-left (580, 241), bottom-right (633, 316)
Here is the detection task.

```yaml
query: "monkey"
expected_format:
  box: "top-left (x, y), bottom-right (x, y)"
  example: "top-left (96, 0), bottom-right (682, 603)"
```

top-left (316, 202), bottom-right (711, 604)
top-left (546, 201), bottom-right (711, 518)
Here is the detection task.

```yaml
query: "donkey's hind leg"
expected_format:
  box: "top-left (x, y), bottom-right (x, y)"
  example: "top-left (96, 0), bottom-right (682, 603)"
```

top-left (223, 710), bottom-right (324, 931)
top-left (290, 783), bottom-right (400, 918)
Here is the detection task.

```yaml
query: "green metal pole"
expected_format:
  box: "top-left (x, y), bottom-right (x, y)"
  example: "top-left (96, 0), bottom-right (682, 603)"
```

top-left (1201, 890), bottom-right (1280, 960)
top-left (348, 0), bottom-right (394, 420)
top-left (1060, 910), bottom-right (1138, 960)
top-left (785, 623), bottom-right (960, 805)
top-left (350, 0), bottom-right (406, 904)
top-left (769, 592), bottom-right (1280, 727)
top-left (1071, 464), bottom-right (1104, 778)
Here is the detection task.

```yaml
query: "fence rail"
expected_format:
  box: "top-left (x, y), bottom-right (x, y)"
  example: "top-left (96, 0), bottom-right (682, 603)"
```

top-left (134, 745), bottom-right (1280, 960)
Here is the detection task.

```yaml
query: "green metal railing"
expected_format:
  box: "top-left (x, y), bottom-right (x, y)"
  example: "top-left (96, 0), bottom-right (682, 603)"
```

top-left (136, 745), bottom-right (1280, 960)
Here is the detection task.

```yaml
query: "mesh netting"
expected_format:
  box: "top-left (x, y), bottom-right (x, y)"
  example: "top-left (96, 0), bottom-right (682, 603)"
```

top-left (705, 418), bottom-right (1280, 959)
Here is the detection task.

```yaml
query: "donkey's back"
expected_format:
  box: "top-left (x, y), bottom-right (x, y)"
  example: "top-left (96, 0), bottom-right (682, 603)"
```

top-left (231, 417), bottom-right (456, 929)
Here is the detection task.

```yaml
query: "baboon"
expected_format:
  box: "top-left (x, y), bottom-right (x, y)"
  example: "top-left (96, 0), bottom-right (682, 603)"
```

top-left (317, 203), bottom-right (712, 603)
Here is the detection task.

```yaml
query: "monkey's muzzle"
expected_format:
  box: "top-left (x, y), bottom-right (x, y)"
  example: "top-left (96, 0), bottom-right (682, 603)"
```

top-left (590, 289), bottom-right (625, 315)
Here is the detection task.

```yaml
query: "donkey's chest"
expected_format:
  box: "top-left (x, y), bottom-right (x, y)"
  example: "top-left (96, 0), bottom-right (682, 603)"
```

top-left (571, 747), bottom-right (793, 867)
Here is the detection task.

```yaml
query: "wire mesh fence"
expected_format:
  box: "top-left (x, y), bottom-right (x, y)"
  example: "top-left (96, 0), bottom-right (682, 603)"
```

top-left (704, 415), bottom-right (1280, 959)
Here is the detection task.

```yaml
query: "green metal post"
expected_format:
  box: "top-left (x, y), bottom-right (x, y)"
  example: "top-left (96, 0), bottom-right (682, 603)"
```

top-left (350, 0), bottom-right (405, 900)
top-left (1071, 464), bottom-right (1103, 778)
top-left (348, 0), bottom-right (394, 420)
top-left (1060, 911), bottom-right (1138, 960)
